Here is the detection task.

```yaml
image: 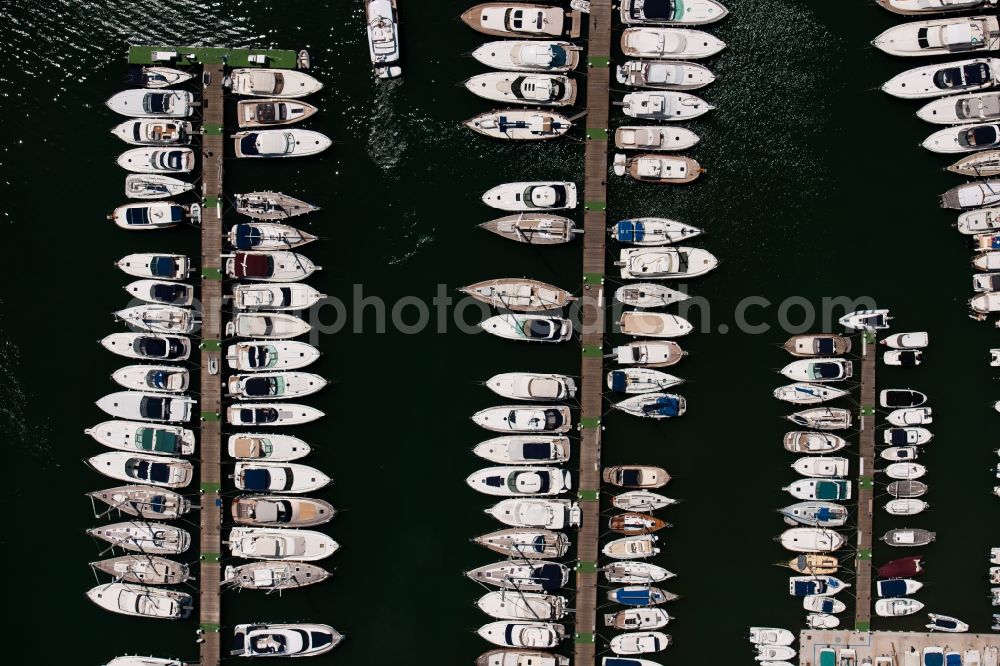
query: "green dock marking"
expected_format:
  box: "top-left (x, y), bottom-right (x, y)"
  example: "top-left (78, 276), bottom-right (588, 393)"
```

top-left (854, 621), bottom-right (870, 632)
top-left (128, 45), bottom-right (299, 69)
top-left (582, 345), bottom-right (603, 358)
top-left (586, 127), bottom-right (608, 140)
top-left (578, 489), bottom-right (600, 502)
top-left (864, 330), bottom-right (876, 345)
top-left (200, 339), bottom-right (221, 351)
top-left (857, 549), bottom-right (872, 560)
top-left (201, 411), bottom-right (221, 422)
top-left (583, 272), bottom-right (604, 285)
top-left (861, 406), bottom-right (875, 417)
top-left (575, 632), bottom-right (595, 644)
top-left (858, 476), bottom-right (873, 489)
top-left (201, 481), bottom-right (221, 494)
top-left (585, 201), bottom-right (607, 212)
top-left (202, 267), bottom-right (223, 280)
top-left (201, 623), bottom-right (221, 633)
top-left (202, 123), bottom-right (223, 136)
top-left (580, 416), bottom-right (601, 429)
top-left (576, 561), bottom-right (598, 573)
top-left (201, 551), bottom-right (221, 563)
top-left (202, 196), bottom-right (220, 208)
top-left (588, 56), bottom-right (610, 68)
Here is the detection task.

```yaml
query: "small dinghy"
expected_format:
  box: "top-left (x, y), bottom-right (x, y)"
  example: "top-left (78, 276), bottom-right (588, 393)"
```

top-left (789, 575), bottom-right (850, 597)
top-left (927, 613), bottom-right (969, 633)
top-left (780, 501), bottom-right (849, 527)
top-left (607, 586), bottom-right (677, 607)
top-left (485, 498), bottom-right (582, 529)
top-left (605, 607), bottom-right (673, 630)
top-left (882, 428), bottom-right (934, 446)
top-left (781, 358), bottom-right (853, 382)
top-left (622, 91), bottom-right (713, 121)
top-left (614, 393), bottom-right (687, 419)
top-left (787, 554), bottom-right (839, 575)
top-left (467, 466), bottom-right (572, 496)
top-left (88, 452), bottom-right (193, 487)
top-left (86, 419), bottom-right (194, 454)
top-left (614, 341), bottom-right (686, 367)
top-left (471, 40), bottom-right (582, 72)
top-left (232, 623), bottom-right (342, 658)
top-left (885, 462), bottom-right (927, 480)
top-left (228, 433), bottom-right (310, 461)
top-left (480, 314), bottom-right (573, 343)
top-left (96, 392), bottom-right (195, 423)
top-left (462, 278), bottom-right (574, 312)
top-left (613, 491), bottom-right (677, 512)
top-left (612, 153), bottom-right (703, 184)
top-left (804, 595), bottom-right (846, 614)
top-left (228, 313), bottom-right (312, 340)
top-left (487, 373), bottom-right (576, 401)
top-left (114, 305), bottom-right (195, 334)
top-left (958, 207), bottom-right (1000, 234)
top-left (228, 68), bottom-right (323, 98)
top-left (881, 389), bottom-right (928, 408)
top-left (477, 591), bottom-right (567, 621)
top-left (87, 583), bottom-right (191, 619)
top-left (780, 527), bottom-right (845, 553)
top-left (619, 311), bottom-right (693, 338)
top-left (232, 283), bottom-right (324, 311)
top-left (748, 628), bottom-right (795, 646)
top-left (233, 129), bottom-right (332, 158)
top-left (806, 613), bottom-right (840, 628)
top-left (840, 309), bottom-right (892, 331)
top-left (617, 247), bottom-right (718, 279)
top-left (784, 431), bottom-right (847, 453)
top-left (942, 179), bottom-right (1000, 209)
top-left (882, 58), bottom-right (1000, 99)
top-left (228, 527), bottom-right (339, 561)
top-left (125, 174), bottom-right (192, 200)
top-left (613, 283), bottom-right (689, 308)
top-left (611, 218), bottom-right (702, 245)
top-left (877, 0), bottom-right (998, 15)
top-left (231, 495), bottom-right (335, 527)
top-left (87, 521), bottom-right (190, 554)
top-left (466, 561), bottom-right (570, 591)
top-left (607, 368), bottom-right (684, 394)
top-left (233, 462), bottom-right (330, 494)
top-left (460, 3), bottom-right (582, 39)
top-left (112, 119), bottom-right (191, 146)
top-left (237, 98), bottom-right (318, 128)
top-left (774, 383), bottom-right (848, 404)
top-left (877, 578), bottom-right (923, 598)
top-left (91, 555), bottom-right (190, 585)
top-left (473, 435), bottom-right (571, 464)
top-left (118, 147), bottom-right (195, 173)
top-left (783, 333), bottom-right (852, 357)
top-left (474, 528), bottom-right (569, 559)
top-left (879, 555), bottom-right (925, 578)
top-left (621, 27), bottom-right (726, 59)
top-left (886, 498), bottom-right (928, 515)
top-left (783, 479), bottom-right (852, 501)
top-left (620, 0), bottom-right (729, 25)
top-left (117, 253), bottom-right (191, 281)
top-left (882, 528), bottom-right (936, 547)
top-left (482, 181), bottom-right (578, 211)
top-left (888, 408), bottom-right (932, 426)
top-left (885, 350), bottom-right (923, 366)
top-left (133, 66), bottom-right (193, 88)
top-left (610, 631), bottom-right (671, 655)
top-left (465, 110), bottom-right (573, 140)
top-left (226, 341), bottom-right (321, 371)
top-left (228, 223), bottom-right (318, 252)
top-left (464, 72), bottom-right (577, 106)
top-left (786, 407), bottom-right (852, 430)
top-left (603, 534), bottom-right (661, 560)
top-left (604, 561), bottom-right (674, 583)
top-left (925, 122), bottom-right (1000, 153)
top-left (616, 126), bottom-right (700, 154)
top-left (888, 479), bottom-right (928, 498)
top-left (227, 372), bottom-right (326, 400)
top-left (873, 16), bottom-right (1000, 58)
top-left (876, 598), bottom-right (925, 617)
top-left (479, 213), bottom-right (578, 245)
top-left (125, 280), bottom-right (193, 306)
top-left (87, 485), bottom-right (191, 520)
top-left (234, 191), bottom-right (319, 220)
top-left (478, 621), bottom-right (565, 649)
top-left (604, 465), bottom-right (670, 489)
top-left (472, 405), bottom-right (572, 433)
top-left (756, 646), bottom-right (796, 662)
top-left (106, 88), bottom-right (193, 117)
top-left (881, 446), bottom-right (920, 462)
top-left (226, 403), bottom-right (324, 427)
top-left (617, 60), bottom-right (715, 90)
top-left (223, 561), bottom-right (329, 590)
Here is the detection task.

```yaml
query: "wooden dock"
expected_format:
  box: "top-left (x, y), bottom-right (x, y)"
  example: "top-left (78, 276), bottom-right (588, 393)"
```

top-left (855, 334), bottom-right (877, 630)
top-left (798, 630), bottom-right (1000, 666)
top-left (198, 63), bottom-right (226, 666)
top-left (575, 2), bottom-right (612, 664)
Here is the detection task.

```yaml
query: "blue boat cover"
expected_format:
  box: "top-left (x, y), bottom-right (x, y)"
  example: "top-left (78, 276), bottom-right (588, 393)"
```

top-left (151, 256), bottom-right (178, 278)
top-left (924, 652), bottom-right (944, 666)
top-left (240, 134), bottom-right (260, 155)
top-left (890, 429), bottom-right (908, 445)
top-left (616, 220), bottom-right (645, 242)
top-left (233, 224), bottom-right (263, 250)
top-left (148, 463), bottom-right (170, 483)
top-left (531, 535), bottom-right (545, 553)
top-left (815, 507), bottom-right (837, 521)
top-left (818, 598), bottom-right (836, 613)
top-left (521, 443), bottom-right (552, 460)
top-left (817, 338), bottom-right (834, 354)
top-left (946, 653), bottom-right (961, 666)
top-left (879, 579), bottom-right (907, 598)
top-left (242, 469), bottom-right (271, 490)
top-left (504, 624), bottom-right (515, 646)
top-left (644, 396), bottom-right (680, 417)
top-left (535, 563), bottom-right (563, 590)
top-left (815, 481), bottom-right (846, 501)
top-left (604, 660), bottom-right (641, 666)
top-left (149, 494), bottom-right (166, 514)
top-left (992, 236), bottom-right (1000, 249)
top-left (898, 351), bottom-right (918, 367)
top-left (548, 46), bottom-right (568, 67)
top-left (151, 283), bottom-right (187, 304)
top-left (621, 469), bottom-right (641, 486)
top-left (609, 371), bottom-right (627, 392)
top-left (792, 580), bottom-right (816, 596)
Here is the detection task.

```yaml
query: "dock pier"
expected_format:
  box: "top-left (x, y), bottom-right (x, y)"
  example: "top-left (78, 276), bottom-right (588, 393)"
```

top-left (855, 334), bottom-right (877, 630)
top-left (799, 630), bottom-right (1000, 665)
top-left (575, 2), bottom-right (613, 664)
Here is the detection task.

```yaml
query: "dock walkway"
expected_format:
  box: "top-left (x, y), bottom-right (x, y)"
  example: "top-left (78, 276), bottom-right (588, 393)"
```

top-left (575, 2), bottom-right (613, 664)
top-left (855, 335), bottom-right (877, 630)
top-left (799, 630), bottom-right (1000, 666)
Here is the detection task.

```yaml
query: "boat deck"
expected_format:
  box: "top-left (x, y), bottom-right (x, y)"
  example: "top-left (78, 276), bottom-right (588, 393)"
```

top-left (856, 334), bottom-right (877, 629)
top-left (127, 45), bottom-right (299, 68)
top-left (799, 630), bottom-right (1000, 666)
top-left (575, 2), bottom-right (612, 664)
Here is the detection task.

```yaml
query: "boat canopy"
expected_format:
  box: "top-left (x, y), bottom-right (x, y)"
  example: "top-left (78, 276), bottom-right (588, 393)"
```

top-left (820, 650), bottom-right (837, 666)
top-left (616, 220), bottom-right (646, 242)
top-left (235, 253), bottom-right (274, 278)
top-left (815, 480), bottom-right (848, 500)
top-left (242, 469), bottom-right (273, 491)
top-left (643, 396), bottom-right (681, 416)
top-left (151, 256), bottom-right (179, 277)
top-left (233, 224), bottom-right (264, 249)
top-left (609, 371), bottom-right (628, 392)
top-left (925, 651), bottom-right (944, 666)
top-left (816, 338), bottom-right (835, 354)
top-left (521, 443), bottom-right (554, 460)
top-left (878, 579), bottom-right (908, 598)
top-left (244, 377), bottom-right (282, 397)
top-left (151, 283), bottom-right (187, 303)
top-left (138, 427), bottom-right (180, 453)
top-left (626, 0), bottom-right (679, 21)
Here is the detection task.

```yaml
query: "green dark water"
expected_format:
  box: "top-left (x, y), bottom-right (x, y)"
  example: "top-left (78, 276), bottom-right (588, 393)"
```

top-left (2, 0), bottom-right (998, 663)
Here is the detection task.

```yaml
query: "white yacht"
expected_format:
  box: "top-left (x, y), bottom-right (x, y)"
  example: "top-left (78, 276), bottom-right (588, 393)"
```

top-left (958, 207), bottom-right (1000, 234)
top-left (87, 583), bottom-right (191, 619)
top-left (478, 621), bottom-right (565, 648)
top-left (971, 291), bottom-right (1000, 313)
top-left (603, 534), bottom-right (660, 560)
top-left (464, 73), bottom-right (577, 106)
top-left (106, 89), bottom-right (193, 117)
top-left (621, 27), bottom-right (726, 59)
top-left (461, 3), bottom-right (582, 39)
top-left (228, 68), bottom-right (323, 98)
top-left (480, 314), bottom-right (573, 342)
top-left (125, 174), bottom-right (193, 200)
top-left (114, 305), bottom-right (195, 334)
top-left (227, 372), bottom-right (327, 400)
top-left (223, 561), bottom-right (329, 590)
top-left (616, 60), bottom-right (715, 90)
top-left (613, 153), bottom-right (703, 184)
top-left (613, 283), bottom-right (689, 308)
top-left (613, 340), bottom-right (686, 367)
top-left (619, 311), bottom-right (693, 338)
top-left (477, 591), bottom-right (567, 621)
top-left (85, 420), bottom-right (194, 455)
top-left (792, 456), bottom-right (849, 479)
top-left (86, 521), bottom-right (190, 554)
top-left (110, 366), bottom-right (190, 393)
top-left (614, 125), bottom-right (700, 151)
top-left (784, 432), bottom-right (847, 454)
top-left (610, 631), bottom-right (671, 655)
top-left (474, 435), bottom-right (571, 464)
top-left (117, 253), bottom-right (191, 281)
top-left (887, 408), bottom-right (933, 426)
top-left (237, 98), bottom-right (318, 128)
top-left (612, 491), bottom-right (676, 512)
top-left (111, 119), bottom-right (192, 146)
top-left (780, 358), bottom-right (853, 382)
top-left (607, 368), bottom-right (684, 394)
top-left (486, 373), bottom-right (576, 401)
top-left (886, 498), bottom-right (928, 516)
top-left (873, 16), bottom-right (1000, 57)
top-left (233, 129), bottom-right (332, 158)
top-left (479, 213), bottom-right (578, 245)
top-left (471, 40), bottom-right (582, 72)
top-left (614, 393), bottom-right (686, 419)
top-left (233, 461), bottom-right (330, 493)
top-left (875, 598), bottom-right (924, 617)
top-left (876, 0), bottom-right (998, 15)
top-left (225, 251), bottom-right (319, 282)
top-left (885, 463), bottom-right (928, 480)
top-left (117, 148), bottom-right (195, 173)
top-left (748, 628), bottom-right (795, 646)
top-left (610, 218), bottom-right (702, 245)
top-left (882, 58), bottom-right (1000, 99)
top-left (622, 91), bottom-right (714, 120)
top-left (87, 451), bottom-right (193, 488)
top-left (620, 0), bottom-right (729, 25)
top-left (465, 561), bottom-right (570, 591)
top-left (226, 403), bottom-right (324, 427)
top-left (101, 333), bottom-right (191, 362)
top-left (228, 433), bottom-right (311, 461)
top-left (882, 331), bottom-right (929, 349)
top-left (96, 392), bottom-right (194, 423)
top-left (461, 277), bottom-right (574, 311)
top-left (366, 0), bottom-right (402, 78)
top-left (467, 466), bottom-right (572, 496)
top-left (839, 309), bottom-right (891, 330)
top-left (226, 341), bottom-right (321, 371)
top-left (232, 623), bottom-right (342, 657)
top-left (229, 222), bottom-right (318, 251)
top-left (773, 383), bottom-right (848, 404)
top-left (918, 90), bottom-right (1000, 124)
top-left (974, 250), bottom-right (1000, 269)
top-left (466, 111), bottom-right (571, 141)
top-left (472, 405), bottom-right (573, 433)
top-left (482, 181), bottom-right (578, 211)
top-left (616, 247), bottom-right (719, 278)
top-left (228, 527), bottom-right (338, 561)
top-left (485, 498), bottom-right (582, 528)
top-left (231, 283), bottom-right (325, 310)
top-left (604, 562), bottom-right (674, 584)
top-left (780, 528), bottom-right (845, 553)
top-left (138, 67), bottom-right (193, 88)
top-left (783, 479), bottom-right (852, 501)
top-left (923, 122), bottom-right (1000, 153)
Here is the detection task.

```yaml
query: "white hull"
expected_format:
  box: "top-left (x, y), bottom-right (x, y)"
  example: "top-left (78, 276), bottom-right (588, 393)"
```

top-left (227, 433), bottom-right (311, 461)
top-left (780, 528), bottom-right (845, 553)
top-left (234, 461), bottom-right (330, 493)
top-left (780, 358), bottom-right (852, 382)
top-left (607, 368), bottom-right (684, 394)
top-left (467, 466), bottom-right (572, 496)
top-left (125, 174), bottom-right (193, 200)
top-left (230, 313), bottom-right (312, 340)
top-left (621, 28), bottom-right (726, 59)
top-left (617, 247), bottom-right (719, 279)
top-left (783, 479), bottom-right (852, 501)
top-left (471, 40), bottom-right (582, 72)
top-left (614, 392), bottom-right (686, 419)
top-left (88, 451), bottom-right (193, 488)
top-left (110, 366), bottom-right (190, 393)
top-left (882, 331), bottom-right (929, 349)
top-left (229, 68), bottom-right (323, 98)
top-left (141, 67), bottom-right (193, 89)
top-left (887, 408), bottom-right (932, 426)
top-left (485, 498), bottom-right (582, 529)
top-left (367, 0), bottom-right (402, 77)
top-left (923, 122), bottom-right (1000, 153)
top-left (884, 426), bottom-right (933, 444)
top-left (603, 535), bottom-right (660, 560)
top-left (611, 217), bottom-right (703, 245)
top-left (614, 341), bottom-right (685, 367)
top-left (882, 58), bottom-right (1000, 99)
top-left (464, 73), bottom-right (577, 106)
top-left (115, 304), bottom-right (195, 334)
top-left (477, 591), bottom-right (566, 621)
top-left (478, 621), bottom-right (564, 648)
top-left (616, 60), bottom-right (715, 90)
top-left (87, 520), bottom-right (190, 554)
top-left (226, 341), bottom-right (321, 371)
top-left (232, 283), bottom-right (324, 310)
top-left (610, 631), bottom-right (671, 655)
top-left (117, 253), bottom-right (191, 281)
top-left (876, 598), bottom-right (924, 617)
top-left (620, 0), bottom-right (729, 25)
top-left (886, 498), bottom-right (928, 515)
top-left (112, 119), bottom-right (192, 146)
top-left (918, 91), bottom-right (1000, 124)
top-left (482, 181), bottom-right (578, 211)
top-left (465, 110), bottom-right (575, 140)
top-left (473, 435), bottom-right (572, 464)
top-left (613, 283), bottom-right (689, 308)
top-left (118, 148), bottom-right (194, 173)
top-left (885, 462), bottom-right (927, 479)
top-left (481, 314), bottom-right (573, 343)
top-left (486, 373), bottom-right (576, 401)
top-left (229, 222), bottom-right (317, 251)
top-left (106, 89), bottom-right (193, 117)
top-left (612, 491), bottom-right (676, 512)
top-left (101, 333), bottom-right (191, 361)
top-left (804, 596), bottom-right (846, 614)
top-left (227, 372), bottom-right (327, 400)
top-left (473, 405), bottom-right (572, 433)
top-left (749, 628), bottom-right (795, 646)
top-left (227, 403), bottom-right (325, 426)
top-left (604, 562), bottom-right (673, 584)
top-left (792, 456), bottom-right (849, 479)
top-left (773, 383), bottom-right (848, 404)
top-left (622, 91), bottom-right (713, 121)
top-left (615, 125), bottom-right (700, 151)
top-left (619, 311), bottom-right (693, 338)
top-left (232, 129), bottom-right (332, 159)
top-left (87, 583), bottom-right (191, 619)
top-left (96, 392), bottom-right (194, 423)
top-left (873, 16), bottom-right (1000, 57)
top-left (85, 419), bottom-right (195, 455)
top-left (784, 432), bottom-right (847, 454)
top-left (229, 527), bottom-right (338, 561)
